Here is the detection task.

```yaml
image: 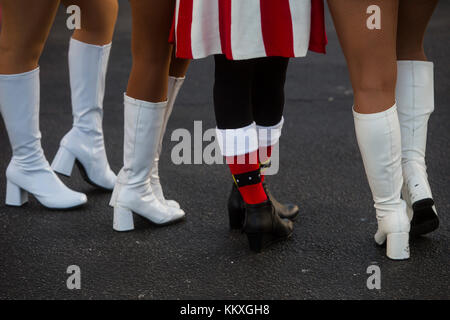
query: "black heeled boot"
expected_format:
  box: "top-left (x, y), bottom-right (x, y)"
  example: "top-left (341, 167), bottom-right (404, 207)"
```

top-left (228, 182), bottom-right (299, 230)
top-left (244, 201), bottom-right (293, 252)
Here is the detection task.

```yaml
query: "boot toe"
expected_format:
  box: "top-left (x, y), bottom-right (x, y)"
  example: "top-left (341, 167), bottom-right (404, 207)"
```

top-left (166, 199), bottom-right (180, 209)
top-left (57, 190), bottom-right (87, 209)
top-left (156, 207), bottom-right (185, 225)
top-left (71, 192), bottom-right (88, 207)
top-left (43, 190), bottom-right (87, 209)
top-left (280, 204), bottom-right (299, 220)
top-left (171, 207), bottom-right (186, 220)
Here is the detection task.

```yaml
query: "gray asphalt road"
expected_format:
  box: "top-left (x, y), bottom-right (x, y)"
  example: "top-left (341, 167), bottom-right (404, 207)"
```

top-left (0, 1), bottom-right (448, 300)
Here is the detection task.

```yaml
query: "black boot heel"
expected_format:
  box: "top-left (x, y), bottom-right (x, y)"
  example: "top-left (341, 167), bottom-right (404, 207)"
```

top-left (228, 183), bottom-right (245, 229)
top-left (247, 233), bottom-right (273, 253)
top-left (228, 205), bottom-right (245, 230)
top-left (410, 198), bottom-right (439, 237)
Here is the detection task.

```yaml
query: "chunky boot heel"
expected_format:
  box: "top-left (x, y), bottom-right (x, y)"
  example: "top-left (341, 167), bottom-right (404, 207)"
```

top-left (228, 183), bottom-right (244, 229)
top-left (247, 233), bottom-right (274, 253)
top-left (113, 207), bottom-right (135, 232)
top-left (52, 147), bottom-right (76, 177)
top-left (229, 208), bottom-right (244, 230)
top-left (386, 232), bottom-right (410, 260)
top-left (402, 175), bottom-right (439, 237)
top-left (410, 198), bottom-right (439, 237)
top-left (5, 180), bottom-right (28, 206)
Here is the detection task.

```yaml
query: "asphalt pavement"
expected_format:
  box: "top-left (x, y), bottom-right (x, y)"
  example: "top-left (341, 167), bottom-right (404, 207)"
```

top-left (0, 1), bottom-right (448, 299)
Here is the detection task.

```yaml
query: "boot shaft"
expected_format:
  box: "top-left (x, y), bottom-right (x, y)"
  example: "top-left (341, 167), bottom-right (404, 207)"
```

top-left (158, 76), bottom-right (185, 149)
top-left (396, 61), bottom-right (434, 115)
top-left (152, 76), bottom-right (186, 179)
top-left (396, 60), bottom-right (434, 170)
top-left (69, 38), bottom-right (112, 134)
top-left (119, 95), bottom-right (167, 186)
top-left (353, 105), bottom-right (404, 207)
top-left (0, 68), bottom-right (44, 163)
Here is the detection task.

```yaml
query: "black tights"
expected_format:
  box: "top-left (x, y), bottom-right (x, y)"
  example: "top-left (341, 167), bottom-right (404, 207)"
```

top-left (213, 55), bottom-right (289, 129)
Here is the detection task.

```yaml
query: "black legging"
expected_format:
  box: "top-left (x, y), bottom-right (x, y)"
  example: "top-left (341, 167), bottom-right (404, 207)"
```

top-left (214, 55), bottom-right (289, 129)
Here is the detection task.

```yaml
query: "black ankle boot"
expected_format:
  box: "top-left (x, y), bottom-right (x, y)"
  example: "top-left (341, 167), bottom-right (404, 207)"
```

top-left (243, 201), bottom-right (293, 252)
top-left (228, 182), bottom-right (299, 230)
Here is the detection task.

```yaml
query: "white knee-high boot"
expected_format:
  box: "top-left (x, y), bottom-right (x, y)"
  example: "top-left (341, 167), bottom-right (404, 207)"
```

top-left (396, 61), bottom-right (438, 236)
top-left (52, 38), bottom-right (116, 190)
top-left (109, 95), bottom-right (185, 231)
top-left (353, 104), bottom-right (410, 260)
top-left (0, 68), bottom-right (87, 209)
top-left (149, 76), bottom-right (185, 209)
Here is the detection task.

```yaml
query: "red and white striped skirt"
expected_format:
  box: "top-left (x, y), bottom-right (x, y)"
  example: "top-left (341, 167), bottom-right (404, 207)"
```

top-left (172, 0), bottom-right (327, 60)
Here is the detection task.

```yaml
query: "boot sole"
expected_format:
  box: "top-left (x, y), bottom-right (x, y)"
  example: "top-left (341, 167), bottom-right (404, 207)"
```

top-left (112, 216), bottom-right (186, 232)
top-left (229, 206), bottom-right (299, 230)
top-left (246, 231), bottom-right (292, 253)
top-left (6, 199), bottom-right (85, 211)
top-left (285, 207), bottom-right (300, 221)
top-left (113, 209), bottom-right (186, 232)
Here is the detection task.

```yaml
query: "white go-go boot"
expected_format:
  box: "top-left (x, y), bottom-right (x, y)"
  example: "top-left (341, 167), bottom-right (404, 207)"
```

top-left (52, 39), bottom-right (116, 190)
top-left (109, 95), bottom-right (185, 232)
top-left (0, 68), bottom-right (87, 209)
top-left (396, 60), bottom-right (439, 236)
top-left (354, 105), bottom-right (410, 260)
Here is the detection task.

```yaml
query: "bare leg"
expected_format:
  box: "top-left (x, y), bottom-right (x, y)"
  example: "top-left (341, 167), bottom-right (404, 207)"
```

top-left (397, 0), bottom-right (438, 61)
top-left (169, 50), bottom-right (190, 78)
top-left (328, 0), bottom-right (398, 114)
top-left (127, 0), bottom-right (176, 102)
top-left (0, 0), bottom-right (60, 74)
top-left (62, 0), bottom-right (118, 45)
